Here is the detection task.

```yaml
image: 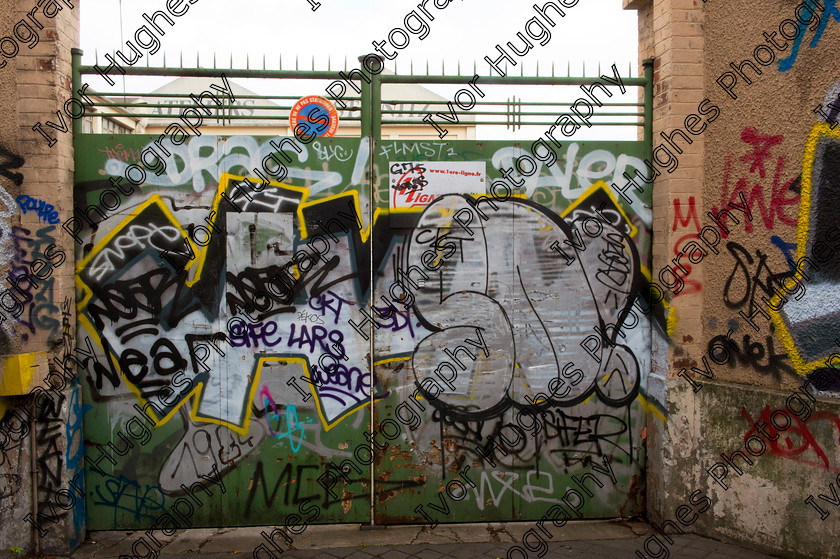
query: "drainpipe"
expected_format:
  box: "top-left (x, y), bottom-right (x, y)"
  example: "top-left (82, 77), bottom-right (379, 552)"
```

top-left (642, 58), bottom-right (654, 153)
top-left (30, 398), bottom-right (39, 556)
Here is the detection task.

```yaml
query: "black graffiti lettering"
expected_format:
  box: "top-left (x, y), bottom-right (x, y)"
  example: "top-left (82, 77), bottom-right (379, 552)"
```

top-left (0, 144), bottom-right (24, 186)
top-left (244, 461), bottom-right (321, 517)
top-left (707, 330), bottom-right (795, 382)
top-left (86, 268), bottom-right (196, 330)
top-left (84, 336), bottom-right (123, 392)
top-left (117, 338), bottom-right (186, 390)
top-left (723, 241), bottom-right (793, 318)
top-left (226, 264), bottom-right (298, 319)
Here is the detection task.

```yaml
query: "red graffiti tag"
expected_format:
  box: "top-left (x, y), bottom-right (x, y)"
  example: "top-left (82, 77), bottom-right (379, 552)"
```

top-left (713, 127), bottom-right (800, 236)
top-left (741, 405), bottom-right (840, 472)
top-left (671, 196), bottom-right (702, 297)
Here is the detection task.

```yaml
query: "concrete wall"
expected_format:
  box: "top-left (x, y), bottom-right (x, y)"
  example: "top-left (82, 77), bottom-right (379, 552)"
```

top-left (0, 0), bottom-right (82, 555)
top-left (627, 0), bottom-right (840, 556)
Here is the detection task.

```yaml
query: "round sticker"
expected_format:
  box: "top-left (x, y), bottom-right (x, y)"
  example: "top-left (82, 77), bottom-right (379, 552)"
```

top-left (289, 96), bottom-right (339, 138)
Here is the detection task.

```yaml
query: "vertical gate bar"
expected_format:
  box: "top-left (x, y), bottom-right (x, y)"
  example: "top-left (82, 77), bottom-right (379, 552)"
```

top-left (359, 55), bottom-right (371, 138)
top-left (29, 399), bottom-right (39, 556)
top-left (358, 54), bottom-right (376, 527)
top-left (369, 55), bottom-right (383, 524)
top-left (643, 58), bottom-right (654, 151)
top-left (71, 49), bottom-right (83, 144)
top-left (371, 57), bottom-right (382, 142)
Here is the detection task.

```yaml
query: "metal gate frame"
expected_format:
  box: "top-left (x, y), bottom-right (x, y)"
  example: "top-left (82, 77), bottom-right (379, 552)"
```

top-left (70, 51), bottom-right (654, 528)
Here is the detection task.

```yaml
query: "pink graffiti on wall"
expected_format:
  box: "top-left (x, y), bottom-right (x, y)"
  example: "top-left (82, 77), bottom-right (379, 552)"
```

top-left (97, 144), bottom-right (141, 163)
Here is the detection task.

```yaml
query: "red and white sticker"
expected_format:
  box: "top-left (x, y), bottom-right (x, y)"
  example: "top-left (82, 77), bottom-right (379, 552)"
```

top-left (389, 161), bottom-right (485, 210)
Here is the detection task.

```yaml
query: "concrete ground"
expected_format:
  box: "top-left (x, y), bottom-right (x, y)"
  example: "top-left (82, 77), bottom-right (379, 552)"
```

top-left (66, 521), bottom-right (782, 558)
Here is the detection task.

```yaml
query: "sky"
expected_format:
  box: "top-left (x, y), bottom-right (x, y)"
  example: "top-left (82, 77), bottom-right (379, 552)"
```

top-left (79, 0), bottom-right (640, 140)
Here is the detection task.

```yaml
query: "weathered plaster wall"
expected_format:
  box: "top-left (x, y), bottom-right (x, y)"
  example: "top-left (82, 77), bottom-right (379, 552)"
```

top-left (0, 0), bottom-right (81, 555)
top-left (626, 0), bottom-right (707, 539)
top-left (628, 0), bottom-right (840, 556)
top-left (703, 0), bottom-right (840, 392)
top-left (694, 1), bottom-right (840, 554)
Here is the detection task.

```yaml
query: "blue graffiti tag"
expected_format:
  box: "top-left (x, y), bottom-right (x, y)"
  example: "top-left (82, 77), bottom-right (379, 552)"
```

top-left (263, 394), bottom-right (306, 453)
top-left (65, 386), bottom-right (90, 547)
top-left (15, 195), bottom-right (60, 224)
top-left (780, 0), bottom-right (840, 72)
top-left (770, 235), bottom-right (798, 271)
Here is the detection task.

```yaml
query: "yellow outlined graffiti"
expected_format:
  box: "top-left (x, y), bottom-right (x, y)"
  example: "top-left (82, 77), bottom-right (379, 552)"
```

top-left (768, 121), bottom-right (840, 376)
top-left (559, 180), bottom-right (639, 239)
top-left (75, 195), bottom-right (197, 309)
top-left (304, 352), bottom-right (376, 431)
top-left (75, 178), bottom-right (309, 435)
top-left (196, 173), bottom-right (309, 284)
top-left (74, 177), bottom-right (393, 433)
top-left (75, 172), bottom-right (659, 434)
top-left (298, 189), bottom-right (376, 243)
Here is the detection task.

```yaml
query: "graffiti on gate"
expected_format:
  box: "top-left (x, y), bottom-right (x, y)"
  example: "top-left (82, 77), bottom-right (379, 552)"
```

top-left (75, 134), bottom-right (652, 527)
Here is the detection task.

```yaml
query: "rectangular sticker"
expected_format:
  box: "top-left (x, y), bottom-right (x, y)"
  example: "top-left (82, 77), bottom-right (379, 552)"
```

top-left (389, 161), bottom-right (486, 210)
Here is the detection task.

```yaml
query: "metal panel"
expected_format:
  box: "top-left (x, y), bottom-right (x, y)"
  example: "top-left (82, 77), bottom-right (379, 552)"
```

top-left (75, 132), bottom-right (652, 530)
top-left (76, 135), bottom-right (374, 529)
top-left (371, 139), bottom-right (652, 523)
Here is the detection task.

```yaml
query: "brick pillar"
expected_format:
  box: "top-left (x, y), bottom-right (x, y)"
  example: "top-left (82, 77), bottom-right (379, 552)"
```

top-left (0, 0), bottom-right (83, 554)
top-left (624, 0), bottom-right (706, 527)
top-left (630, 0), bottom-right (706, 357)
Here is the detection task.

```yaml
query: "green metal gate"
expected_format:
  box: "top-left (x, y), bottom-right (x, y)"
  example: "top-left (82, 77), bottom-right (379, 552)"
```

top-left (71, 52), bottom-right (655, 529)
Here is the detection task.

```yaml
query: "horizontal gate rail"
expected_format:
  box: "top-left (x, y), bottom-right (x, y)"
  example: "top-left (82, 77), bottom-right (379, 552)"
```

top-left (71, 51), bottom-right (653, 145)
